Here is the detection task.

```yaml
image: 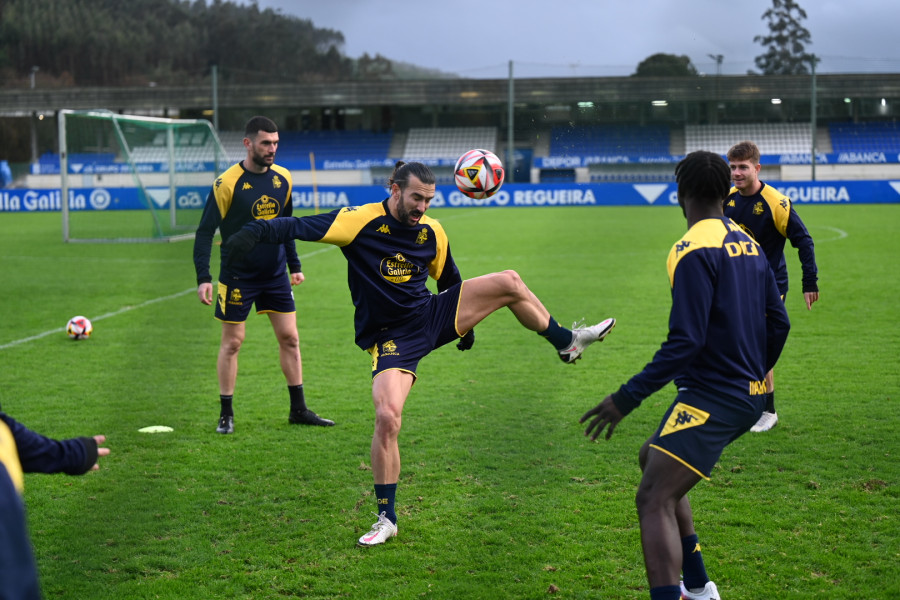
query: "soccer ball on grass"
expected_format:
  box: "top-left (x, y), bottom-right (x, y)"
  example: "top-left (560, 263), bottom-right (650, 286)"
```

top-left (66, 316), bottom-right (93, 340)
top-left (454, 149), bottom-right (505, 199)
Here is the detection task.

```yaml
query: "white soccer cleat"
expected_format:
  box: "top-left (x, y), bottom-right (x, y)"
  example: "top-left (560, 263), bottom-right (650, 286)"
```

top-left (750, 411), bottom-right (778, 433)
top-left (357, 512), bottom-right (398, 547)
top-left (680, 580), bottom-right (721, 600)
top-left (558, 318), bottom-right (616, 364)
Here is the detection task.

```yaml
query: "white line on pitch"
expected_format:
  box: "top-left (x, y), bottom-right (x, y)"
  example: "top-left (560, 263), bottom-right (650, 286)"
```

top-left (0, 246), bottom-right (339, 351)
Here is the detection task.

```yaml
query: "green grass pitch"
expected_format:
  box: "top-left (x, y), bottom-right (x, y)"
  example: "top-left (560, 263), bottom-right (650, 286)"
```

top-left (1, 205), bottom-right (897, 599)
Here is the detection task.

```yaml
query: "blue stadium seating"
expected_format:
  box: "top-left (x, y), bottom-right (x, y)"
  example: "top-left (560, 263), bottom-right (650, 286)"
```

top-left (829, 122), bottom-right (900, 153)
top-left (276, 130), bottom-right (393, 162)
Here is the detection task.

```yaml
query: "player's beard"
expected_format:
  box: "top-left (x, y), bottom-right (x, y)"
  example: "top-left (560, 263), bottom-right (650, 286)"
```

top-left (395, 202), bottom-right (423, 227)
top-left (251, 150), bottom-right (275, 169)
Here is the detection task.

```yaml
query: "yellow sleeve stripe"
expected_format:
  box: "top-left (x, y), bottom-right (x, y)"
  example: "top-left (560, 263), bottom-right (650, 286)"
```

top-left (271, 164), bottom-right (293, 199)
top-left (760, 186), bottom-right (791, 236)
top-left (0, 420), bottom-right (24, 493)
top-left (666, 219), bottom-right (733, 286)
top-left (213, 163), bottom-right (243, 218)
top-left (320, 202), bottom-right (386, 247)
top-left (421, 215), bottom-right (449, 280)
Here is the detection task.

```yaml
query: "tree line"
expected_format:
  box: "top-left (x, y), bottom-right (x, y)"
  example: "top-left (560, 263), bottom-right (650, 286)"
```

top-left (0, 0), bottom-right (398, 87)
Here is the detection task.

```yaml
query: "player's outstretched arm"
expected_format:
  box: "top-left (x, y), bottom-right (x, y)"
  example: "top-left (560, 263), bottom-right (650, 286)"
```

top-left (223, 220), bottom-right (267, 258)
top-left (580, 395), bottom-right (624, 441)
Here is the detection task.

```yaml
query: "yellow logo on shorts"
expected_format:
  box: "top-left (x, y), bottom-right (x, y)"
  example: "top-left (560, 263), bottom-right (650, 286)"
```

top-left (382, 340), bottom-right (397, 354)
top-left (229, 288), bottom-right (243, 305)
top-left (659, 402), bottom-right (709, 437)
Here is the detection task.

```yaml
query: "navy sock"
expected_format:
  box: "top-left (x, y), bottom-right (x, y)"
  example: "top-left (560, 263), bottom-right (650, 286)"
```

top-left (288, 384), bottom-right (307, 413)
top-left (681, 533), bottom-right (709, 591)
top-left (374, 483), bottom-right (397, 524)
top-left (649, 585), bottom-right (681, 600)
top-left (765, 391), bottom-right (775, 413)
top-left (219, 394), bottom-right (233, 418)
top-left (538, 316), bottom-right (573, 350)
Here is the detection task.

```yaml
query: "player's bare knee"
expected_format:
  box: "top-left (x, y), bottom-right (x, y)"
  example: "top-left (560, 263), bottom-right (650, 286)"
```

top-left (221, 337), bottom-right (243, 355)
top-left (497, 269), bottom-right (527, 298)
top-left (277, 333), bottom-right (299, 350)
top-left (374, 409), bottom-right (402, 438)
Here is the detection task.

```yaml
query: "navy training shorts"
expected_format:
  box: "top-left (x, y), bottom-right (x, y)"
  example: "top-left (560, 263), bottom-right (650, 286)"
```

top-left (215, 276), bottom-right (296, 323)
top-left (367, 283), bottom-right (464, 380)
top-left (648, 386), bottom-right (764, 480)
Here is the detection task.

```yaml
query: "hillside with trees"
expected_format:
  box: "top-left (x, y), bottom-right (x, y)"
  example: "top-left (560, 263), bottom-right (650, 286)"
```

top-left (0, 0), bottom-right (420, 87)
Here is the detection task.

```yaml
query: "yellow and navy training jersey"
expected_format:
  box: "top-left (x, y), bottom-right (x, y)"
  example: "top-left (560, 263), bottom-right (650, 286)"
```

top-left (193, 162), bottom-right (301, 284)
top-left (611, 217), bottom-right (791, 416)
top-left (1, 411), bottom-right (100, 600)
top-left (724, 182), bottom-right (818, 295)
top-left (253, 200), bottom-right (462, 350)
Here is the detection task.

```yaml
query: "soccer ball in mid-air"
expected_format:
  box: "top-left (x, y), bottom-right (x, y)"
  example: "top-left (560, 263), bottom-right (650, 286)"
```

top-left (454, 149), bottom-right (505, 199)
top-left (66, 316), bottom-right (93, 340)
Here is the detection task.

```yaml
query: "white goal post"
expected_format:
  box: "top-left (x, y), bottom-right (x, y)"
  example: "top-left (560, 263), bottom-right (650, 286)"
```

top-left (58, 109), bottom-right (229, 243)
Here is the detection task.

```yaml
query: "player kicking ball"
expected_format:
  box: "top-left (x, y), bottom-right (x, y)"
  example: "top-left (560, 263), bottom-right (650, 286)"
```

top-left (225, 160), bottom-right (615, 546)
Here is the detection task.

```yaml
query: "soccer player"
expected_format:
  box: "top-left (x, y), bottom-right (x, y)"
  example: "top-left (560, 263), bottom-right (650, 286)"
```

top-left (580, 151), bottom-right (790, 600)
top-left (1, 408), bottom-right (109, 599)
top-left (725, 140), bottom-right (819, 432)
top-left (193, 116), bottom-right (333, 434)
top-left (224, 160), bottom-right (615, 546)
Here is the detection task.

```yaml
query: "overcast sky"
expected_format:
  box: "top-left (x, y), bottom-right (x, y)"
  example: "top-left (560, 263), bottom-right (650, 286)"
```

top-left (244, 0), bottom-right (899, 78)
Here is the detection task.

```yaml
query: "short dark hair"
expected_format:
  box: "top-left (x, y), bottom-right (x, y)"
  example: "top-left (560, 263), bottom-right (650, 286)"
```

top-left (388, 161), bottom-right (435, 190)
top-left (244, 116), bottom-right (278, 138)
top-left (675, 151), bottom-right (731, 206)
top-left (726, 140), bottom-right (760, 164)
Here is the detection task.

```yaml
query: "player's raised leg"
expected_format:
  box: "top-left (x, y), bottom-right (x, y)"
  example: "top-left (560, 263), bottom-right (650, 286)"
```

top-left (456, 270), bottom-right (614, 363)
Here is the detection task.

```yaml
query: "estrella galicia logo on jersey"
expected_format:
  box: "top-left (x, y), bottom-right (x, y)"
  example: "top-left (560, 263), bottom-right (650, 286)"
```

top-left (659, 402), bottom-right (709, 437)
top-left (377, 224), bottom-right (391, 235)
top-left (381, 253), bottom-right (418, 283)
top-left (272, 175), bottom-right (282, 189)
top-left (242, 182), bottom-right (253, 190)
top-left (753, 201), bottom-right (765, 215)
top-left (382, 340), bottom-right (398, 354)
top-left (416, 228), bottom-right (428, 245)
top-left (251, 195), bottom-right (281, 219)
top-left (675, 240), bottom-right (691, 255)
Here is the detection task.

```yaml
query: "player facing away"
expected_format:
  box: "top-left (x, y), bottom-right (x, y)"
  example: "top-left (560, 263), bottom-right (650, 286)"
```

top-left (224, 160), bottom-right (616, 546)
top-left (725, 140), bottom-right (818, 432)
top-left (580, 151), bottom-right (790, 600)
top-left (1, 408), bottom-right (110, 600)
top-left (193, 116), bottom-right (333, 434)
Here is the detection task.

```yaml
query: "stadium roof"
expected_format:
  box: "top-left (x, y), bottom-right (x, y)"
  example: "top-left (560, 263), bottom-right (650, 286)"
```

top-left (2, 74), bottom-right (899, 115)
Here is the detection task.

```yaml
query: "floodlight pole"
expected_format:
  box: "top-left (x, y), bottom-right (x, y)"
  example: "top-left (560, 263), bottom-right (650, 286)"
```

top-left (507, 60), bottom-right (514, 184)
top-left (212, 64), bottom-right (219, 131)
top-left (810, 55), bottom-right (818, 181)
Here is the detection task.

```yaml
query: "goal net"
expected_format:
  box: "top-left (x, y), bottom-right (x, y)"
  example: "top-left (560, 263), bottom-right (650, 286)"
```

top-left (59, 109), bottom-right (230, 243)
